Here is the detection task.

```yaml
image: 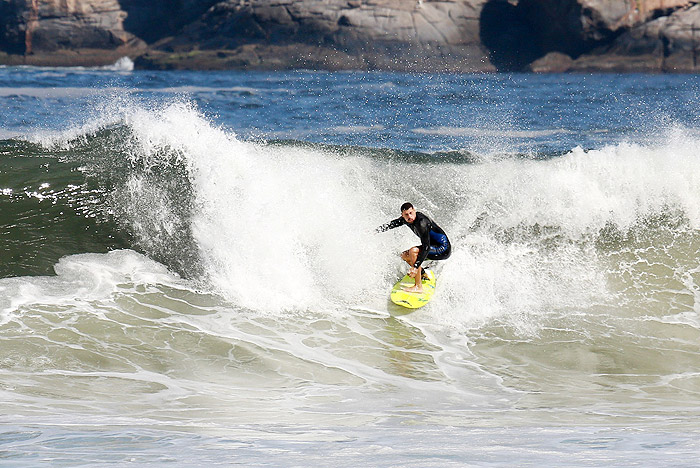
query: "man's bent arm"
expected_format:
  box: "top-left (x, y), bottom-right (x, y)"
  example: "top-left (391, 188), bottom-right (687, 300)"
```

top-left (413, 218), bottom-right (431, 268)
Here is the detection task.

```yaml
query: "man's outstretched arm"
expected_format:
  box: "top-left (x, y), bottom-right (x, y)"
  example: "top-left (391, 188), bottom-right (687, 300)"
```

top-left (376, 217), bottom-right (404, 232)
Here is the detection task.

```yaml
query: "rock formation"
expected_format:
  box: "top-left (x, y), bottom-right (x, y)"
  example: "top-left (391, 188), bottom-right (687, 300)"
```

top-left (0, 0), bottom-right (144, 66)
top-left (1, 0), bottom-right (700, 72)
top-left (482, 0), bottom-right (700, 72)
top-left (137, 0), bottom-right (494, 72)
top-left (569, 2), bottom-right (700, 72)
top-left (0, 0), bottom-right (217, 66)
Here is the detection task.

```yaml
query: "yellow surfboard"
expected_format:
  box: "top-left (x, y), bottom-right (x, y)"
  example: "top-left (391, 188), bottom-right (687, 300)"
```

top-left (390, 269), bottom-right (436, 309)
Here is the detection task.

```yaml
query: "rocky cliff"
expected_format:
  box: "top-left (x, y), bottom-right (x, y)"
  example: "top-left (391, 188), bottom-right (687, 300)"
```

top-left (137, 0), bottom-right (493, 72)
top-left (1, 0), bottom-right (699, 72)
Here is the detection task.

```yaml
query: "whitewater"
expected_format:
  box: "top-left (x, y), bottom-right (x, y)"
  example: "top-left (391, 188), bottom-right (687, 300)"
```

top-left (1, 68), bottom-right (700, 465)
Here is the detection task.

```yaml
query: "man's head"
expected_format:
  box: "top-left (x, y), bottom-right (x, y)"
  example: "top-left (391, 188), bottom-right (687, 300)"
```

top-left (401, 202), bottom-right (416, 223)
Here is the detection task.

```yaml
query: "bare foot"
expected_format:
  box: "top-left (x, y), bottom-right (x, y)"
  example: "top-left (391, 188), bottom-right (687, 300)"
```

top-left (402, 285), bottom-right (424, 293)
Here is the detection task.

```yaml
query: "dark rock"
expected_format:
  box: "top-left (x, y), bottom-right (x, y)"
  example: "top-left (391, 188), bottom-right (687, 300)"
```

top-left (118, 1), bottom-right (220, 43)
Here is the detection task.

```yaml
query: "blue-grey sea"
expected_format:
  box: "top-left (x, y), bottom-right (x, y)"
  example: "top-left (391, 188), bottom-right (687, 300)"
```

top-left (2, 59), bottom-right (700, 466)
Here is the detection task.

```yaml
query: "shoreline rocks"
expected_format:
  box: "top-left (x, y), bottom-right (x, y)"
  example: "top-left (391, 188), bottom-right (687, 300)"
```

top-left (1, 0), bottom-right (700, 72)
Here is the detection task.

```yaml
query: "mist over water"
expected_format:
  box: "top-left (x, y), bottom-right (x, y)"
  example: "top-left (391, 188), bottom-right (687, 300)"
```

top-left (2, 69), bottom-right (700, 465)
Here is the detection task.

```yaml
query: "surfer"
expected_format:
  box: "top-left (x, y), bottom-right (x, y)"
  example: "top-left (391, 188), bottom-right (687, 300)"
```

top-left (377, 202), bottom-right (451, 293)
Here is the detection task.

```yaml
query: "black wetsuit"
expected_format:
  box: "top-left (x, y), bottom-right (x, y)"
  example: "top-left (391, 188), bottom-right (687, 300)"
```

top-left (377, 211), bottom-right (451, 269)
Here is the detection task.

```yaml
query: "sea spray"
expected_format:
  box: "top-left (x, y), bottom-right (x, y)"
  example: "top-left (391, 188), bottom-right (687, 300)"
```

top-left (91, 100), bottom-right (398, 311)
top-left (17, 96), bottom-right (700, 325)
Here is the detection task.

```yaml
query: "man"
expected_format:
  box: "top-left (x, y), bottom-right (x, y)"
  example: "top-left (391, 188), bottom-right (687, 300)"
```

top-left (377, 202), bottom-right (451, 293)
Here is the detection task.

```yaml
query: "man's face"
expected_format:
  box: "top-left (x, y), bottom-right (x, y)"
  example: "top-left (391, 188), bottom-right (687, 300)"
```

top-left (401, 207), bottom-right (416, 224)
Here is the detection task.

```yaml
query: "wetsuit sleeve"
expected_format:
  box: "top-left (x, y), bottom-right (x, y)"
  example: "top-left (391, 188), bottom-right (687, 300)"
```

top-left (376, 217), bottom-right (404, 232)
top-left (413, 217), bottom-right (431, 269)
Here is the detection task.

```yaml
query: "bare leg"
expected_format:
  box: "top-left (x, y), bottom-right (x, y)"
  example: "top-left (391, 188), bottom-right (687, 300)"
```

top-left (400, 247), bottom-right (423, 293)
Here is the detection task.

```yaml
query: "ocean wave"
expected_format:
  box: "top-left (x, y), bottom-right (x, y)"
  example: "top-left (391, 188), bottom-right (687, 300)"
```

top-left (6, 99), bottom-right (700, 325)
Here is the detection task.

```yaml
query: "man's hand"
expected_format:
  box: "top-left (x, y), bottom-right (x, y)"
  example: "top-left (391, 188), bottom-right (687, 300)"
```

top-left (408, 267), bottom-right (418, 278)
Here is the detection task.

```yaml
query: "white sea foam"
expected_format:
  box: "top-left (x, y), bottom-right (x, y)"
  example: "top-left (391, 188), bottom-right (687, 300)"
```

top-left (101, 56), bottom-right (134, 72)
top-left (0, 87), bottom-right (113, 98)
top-left (0, 250), bottom-right (181, 324)
top-left (332, 124), bottom-right (385, 133)
top-left (460, 131), bottom-right (700, 234)
top-left (117, 101), bottom-right (395, 311)
top-left (30, 99), bottom-right (700, 327)
top-left (412, 126), bottom-right (573, 138)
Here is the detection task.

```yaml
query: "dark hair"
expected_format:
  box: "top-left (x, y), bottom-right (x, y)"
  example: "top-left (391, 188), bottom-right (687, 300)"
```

top-left (400, 202), bottom-right (413, 212)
